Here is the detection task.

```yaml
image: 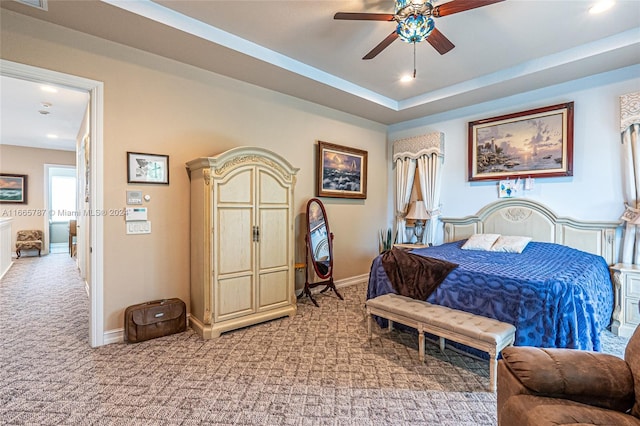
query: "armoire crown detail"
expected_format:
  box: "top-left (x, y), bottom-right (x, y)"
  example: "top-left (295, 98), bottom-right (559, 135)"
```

top-left (215, 155), bottom-right (293, 181)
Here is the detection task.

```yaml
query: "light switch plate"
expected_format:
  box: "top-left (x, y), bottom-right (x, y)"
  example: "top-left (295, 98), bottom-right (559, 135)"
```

top-left (126, 221), bottom-right (151, 234)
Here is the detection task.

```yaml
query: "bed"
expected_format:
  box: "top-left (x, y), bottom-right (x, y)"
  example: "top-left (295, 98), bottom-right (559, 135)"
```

top-left (367, 199), bottom-right (621, 351)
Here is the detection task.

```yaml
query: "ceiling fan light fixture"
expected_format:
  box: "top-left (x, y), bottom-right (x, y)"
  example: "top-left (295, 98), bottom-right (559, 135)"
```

top-left (397, 15), bottom-right (434, 43)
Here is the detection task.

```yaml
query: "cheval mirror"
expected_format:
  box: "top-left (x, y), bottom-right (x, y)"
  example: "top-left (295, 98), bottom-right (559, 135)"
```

top-left (301, 198), bottom-right (343, 307)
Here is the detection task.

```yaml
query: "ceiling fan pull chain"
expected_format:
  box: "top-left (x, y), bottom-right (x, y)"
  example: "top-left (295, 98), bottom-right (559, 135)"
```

top-left (413, 41), bottom-right (417, 79)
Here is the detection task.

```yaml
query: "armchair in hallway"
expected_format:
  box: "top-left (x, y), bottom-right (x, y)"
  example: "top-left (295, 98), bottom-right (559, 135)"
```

top-left (15, 230), bottom-right (43, 258)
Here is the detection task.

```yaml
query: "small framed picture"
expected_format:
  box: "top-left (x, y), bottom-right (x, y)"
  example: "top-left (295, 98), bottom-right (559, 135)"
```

top-left (0, 173), bottom-right (28, 204)
top-left (317, 141), bottom-right (367, 199)
top-left (127, 152), bottom-right (169, 185)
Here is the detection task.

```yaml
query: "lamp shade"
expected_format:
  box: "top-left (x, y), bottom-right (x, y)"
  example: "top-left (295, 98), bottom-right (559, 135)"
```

top-left (407, 200), bottom-right (430, 220)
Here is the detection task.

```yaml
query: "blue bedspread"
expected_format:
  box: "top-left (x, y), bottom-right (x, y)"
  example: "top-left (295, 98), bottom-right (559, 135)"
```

top-left (367, 241), bottom-right (614, 351)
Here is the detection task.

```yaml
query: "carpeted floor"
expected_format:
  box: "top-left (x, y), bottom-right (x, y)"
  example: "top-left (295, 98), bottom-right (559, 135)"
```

top-left (0, 254), bottom-right (630, 425)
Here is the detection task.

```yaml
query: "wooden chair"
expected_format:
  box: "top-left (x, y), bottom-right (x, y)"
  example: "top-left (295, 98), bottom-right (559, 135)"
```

top-left (15, 230), bottom-right (43, 258)
top-left (69, 220), bottom-right (77, 257)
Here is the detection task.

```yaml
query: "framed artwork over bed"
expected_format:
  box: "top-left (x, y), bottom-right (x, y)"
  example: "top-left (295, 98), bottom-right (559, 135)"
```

top-left (468, 102), bottom-right (574, 181)
top-left (316, 141), bottom-right (367, 199)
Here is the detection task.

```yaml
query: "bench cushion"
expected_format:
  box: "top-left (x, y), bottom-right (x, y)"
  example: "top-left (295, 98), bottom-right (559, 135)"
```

top-left (366, 293), bottom-right (515, 345)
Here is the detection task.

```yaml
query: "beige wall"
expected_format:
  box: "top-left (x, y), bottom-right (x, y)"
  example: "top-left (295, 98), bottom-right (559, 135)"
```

top-left (0, 145), bottom-right (76, 251)
top-left (1, 10), bottom-right (389, 332)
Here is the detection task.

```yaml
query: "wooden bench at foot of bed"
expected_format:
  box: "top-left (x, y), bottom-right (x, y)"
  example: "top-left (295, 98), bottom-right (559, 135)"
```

top-left (365, 293), bottom-right (516, 392)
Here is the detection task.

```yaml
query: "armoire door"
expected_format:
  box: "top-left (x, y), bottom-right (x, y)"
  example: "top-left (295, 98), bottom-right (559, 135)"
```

top-left (214, 167), bottom-right (255, 321)
top-left (256, 169), bottom-right (291, 310)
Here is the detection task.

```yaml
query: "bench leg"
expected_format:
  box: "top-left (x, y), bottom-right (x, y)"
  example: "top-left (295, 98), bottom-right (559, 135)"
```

top-left (388, 320), bottom-right (394, 332)
top-left (418, 329), bottom-right (425, 362)
top-left (489, 350), bottom-right (497, 392)
top-left (439, 337), bottom-right (446, 352)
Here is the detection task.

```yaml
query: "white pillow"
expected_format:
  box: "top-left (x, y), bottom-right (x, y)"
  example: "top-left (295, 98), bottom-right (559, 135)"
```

top-left (461, 234), bottom-right (500, 251)
top-left (490, 235), bottom-right (532, 253)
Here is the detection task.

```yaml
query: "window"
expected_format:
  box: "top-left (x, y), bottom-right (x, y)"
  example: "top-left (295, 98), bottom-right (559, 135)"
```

top-left (50, 175), bottom-right (76, 222)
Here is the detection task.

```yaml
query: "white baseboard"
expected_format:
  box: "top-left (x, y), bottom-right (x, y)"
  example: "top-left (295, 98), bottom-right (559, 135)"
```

top-left (0, 261), bottom-right (13, 280)
top-left (295, 273), bottom-right (368, 296)
top-left (104, 328), bottom-right (124, 345)
top-left (335, 273), bottom-right (369, 289)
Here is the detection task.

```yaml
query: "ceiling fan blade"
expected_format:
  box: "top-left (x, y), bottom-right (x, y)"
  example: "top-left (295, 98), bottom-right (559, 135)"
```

top-left (363, 31), bottom-right (399, 60)
top-left (334, 12), bottom-right (395, 21)
top-left (433, 0), bottom-right (504, 17)
top-left (427, 28), bottom-right (455, 55)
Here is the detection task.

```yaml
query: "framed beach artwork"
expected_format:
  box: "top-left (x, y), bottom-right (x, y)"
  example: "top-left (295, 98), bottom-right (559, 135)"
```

top-left (317, 141), bottom-right (367, 199)
top-left (0, 173), bottom-right (28, 204)
top-left (468, 102), bottom-right (574, 181)
top-left (127, 152), bottom-right (169, 184)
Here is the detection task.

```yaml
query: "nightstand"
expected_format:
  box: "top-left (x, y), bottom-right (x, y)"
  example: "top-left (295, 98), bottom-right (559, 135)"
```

top-left (610, 263), bottom-right (640, 338)
top-left (393, 243), bottom-right (429, 249)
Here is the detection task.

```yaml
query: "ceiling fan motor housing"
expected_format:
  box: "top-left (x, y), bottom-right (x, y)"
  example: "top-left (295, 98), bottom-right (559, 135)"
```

top-left (394, 0), bottom-right (433, 20)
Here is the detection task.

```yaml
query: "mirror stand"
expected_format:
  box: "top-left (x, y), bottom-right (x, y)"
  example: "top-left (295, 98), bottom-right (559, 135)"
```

top-left (300, 233), bottom-right (343, 307)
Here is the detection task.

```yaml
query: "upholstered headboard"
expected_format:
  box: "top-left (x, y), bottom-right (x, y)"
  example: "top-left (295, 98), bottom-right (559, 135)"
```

top-left (440, 199), bottom-right (621, 265)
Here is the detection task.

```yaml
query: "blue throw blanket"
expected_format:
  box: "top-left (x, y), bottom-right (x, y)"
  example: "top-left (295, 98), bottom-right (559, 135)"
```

top-left (367, 241), bottom-right (613, 351)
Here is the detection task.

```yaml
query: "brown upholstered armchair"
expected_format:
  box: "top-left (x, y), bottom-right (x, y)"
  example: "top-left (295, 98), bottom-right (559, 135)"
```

top-left (497, 325), bottom-right (640, 425)
top-left (15, 230), bottom-right (43, 258)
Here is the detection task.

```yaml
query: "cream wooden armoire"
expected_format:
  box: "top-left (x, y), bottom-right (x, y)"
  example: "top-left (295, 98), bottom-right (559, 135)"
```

top-left (186, 147), bottom-right (299, 339)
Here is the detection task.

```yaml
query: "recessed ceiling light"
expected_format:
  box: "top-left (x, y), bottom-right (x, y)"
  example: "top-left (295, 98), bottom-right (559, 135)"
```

top-left (40, 85), bottom-right (58, 93)
top-left (38, 110), bottom-right (50, 115)
top-left (589, 0), bottom-right (614, 14)
top-left (400, 74), bottom-right (414, 83)
top-left (46, 134), bottom-right (58, 139)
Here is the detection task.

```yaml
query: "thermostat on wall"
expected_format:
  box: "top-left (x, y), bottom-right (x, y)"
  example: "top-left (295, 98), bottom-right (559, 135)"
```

top-left (127, 190), bottom-right (143, 205)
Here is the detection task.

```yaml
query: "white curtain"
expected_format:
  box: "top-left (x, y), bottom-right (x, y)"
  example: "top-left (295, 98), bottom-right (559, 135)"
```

top-left (621, 122), bottom-right (640, 264)
top-left (417, 153), bottom-right (443, 245)
top-left (620, 92), bottom-right (640, 264)
top-left (395, 158), bottom-right (416, 243)
top-left (393, 133), bottom-right (444, 244)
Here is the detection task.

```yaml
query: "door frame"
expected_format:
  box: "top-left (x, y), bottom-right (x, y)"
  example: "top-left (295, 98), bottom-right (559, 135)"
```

top-left (1, 59), bottom-right (105, 347)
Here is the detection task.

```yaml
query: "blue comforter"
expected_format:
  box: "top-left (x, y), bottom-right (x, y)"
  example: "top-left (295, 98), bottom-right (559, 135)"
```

top-left (367, 241), bottom-right (614, 351)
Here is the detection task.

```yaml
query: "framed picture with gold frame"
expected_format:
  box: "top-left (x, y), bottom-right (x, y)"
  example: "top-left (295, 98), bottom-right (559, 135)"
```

top-left (317, 141), bottom-right (367, 199)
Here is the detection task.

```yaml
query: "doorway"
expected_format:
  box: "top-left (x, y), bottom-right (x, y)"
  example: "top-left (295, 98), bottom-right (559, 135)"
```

top-left (46, 165), bottom-right (76, 255)
top-left (1, 59), bottom-right (105, 347)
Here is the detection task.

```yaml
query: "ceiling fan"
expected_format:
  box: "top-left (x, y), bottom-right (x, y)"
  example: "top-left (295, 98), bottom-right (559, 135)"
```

top-left (334, 0), bottom-right (504, 60)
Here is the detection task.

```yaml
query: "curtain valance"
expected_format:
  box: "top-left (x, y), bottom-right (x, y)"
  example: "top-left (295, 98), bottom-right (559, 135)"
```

top-left (392, 132), bottom-right (445, 245)
top-left (621, 91), bottom-right (640, 132)
top-left (393, 132), bottom-right (444, 161)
